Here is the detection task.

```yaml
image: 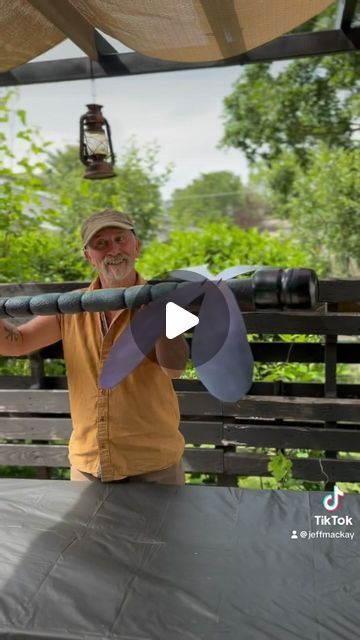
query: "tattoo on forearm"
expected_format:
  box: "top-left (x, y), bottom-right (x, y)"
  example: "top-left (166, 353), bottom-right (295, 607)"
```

top-left (4, 325), bottom-right (21, 343)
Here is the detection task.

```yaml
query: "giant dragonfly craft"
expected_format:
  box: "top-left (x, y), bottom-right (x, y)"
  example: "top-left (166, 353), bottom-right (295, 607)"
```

top-left (0, 267), bottom-right (318, 402)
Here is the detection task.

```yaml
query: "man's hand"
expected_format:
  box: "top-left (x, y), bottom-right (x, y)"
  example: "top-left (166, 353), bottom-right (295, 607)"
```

top-left (138, 304), bottom-right (189, 378)
top-left (155, 333), bottom-right (189, 379)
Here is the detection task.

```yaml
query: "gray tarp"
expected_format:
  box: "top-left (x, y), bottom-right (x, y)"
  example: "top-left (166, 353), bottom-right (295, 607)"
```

top-left (0, 480), bottom-right (359, 639)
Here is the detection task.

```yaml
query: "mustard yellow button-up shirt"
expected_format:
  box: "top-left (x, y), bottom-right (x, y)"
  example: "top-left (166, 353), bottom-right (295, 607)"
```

top-left (59, 276), bottom-right (184, 481)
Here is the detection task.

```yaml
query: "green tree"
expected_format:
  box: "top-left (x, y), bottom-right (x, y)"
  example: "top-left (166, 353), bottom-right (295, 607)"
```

top-left (265, 145), bottom-right (360, 274)
top-left (45, 141), bottom-right (171, 244)
top-left (168, 171), bottom-right (245, 228)
top-left (0, 94), bottom-right (172, 281)
top-left (0, 93), bottom-right (58, 235)
top-left (220, 4), bottom-right (359, 167)
top-left (0, 92), bottom-right (82, 282)
top-left (219, 6), bottom-right (360, 274)
top-left (220, 53), bottom-right (360, 167)
top-left (0, 92), bottom-right (95, 283)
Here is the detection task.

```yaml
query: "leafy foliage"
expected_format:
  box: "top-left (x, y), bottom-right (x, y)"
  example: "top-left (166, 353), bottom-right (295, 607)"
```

top-left (252, 334), bottom-right (324, 383)
top-left (220, 54), bottom-right (360, 167)
top-left (0, 229), bottom-right (89, 283)
top-left (45, 141), bottom-right (171, 244)
top-left (0, 93), bottom-right (172, 282)
top-left (268, 451), bottom-right (293, 487)
top-left (280, 146), bottom-right (360, 274)
top-left (138, 220), bottom-right (327, 387)
top-left (219, 6), bottom-right (360, 275)
top-left (0, 92), bottom-right (66, 282)
top-left (253, 144), bottom-right (360, 274)
top-left (0, 94), bottom-right (90, 283)
top-left (168, 171), bottom-right (245, 228)
top-left (137, 219), bottom-right (325, 278)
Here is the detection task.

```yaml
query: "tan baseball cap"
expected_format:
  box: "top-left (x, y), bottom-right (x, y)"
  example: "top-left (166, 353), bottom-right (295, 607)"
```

top-left (81, 209), bottom-right (135, 247)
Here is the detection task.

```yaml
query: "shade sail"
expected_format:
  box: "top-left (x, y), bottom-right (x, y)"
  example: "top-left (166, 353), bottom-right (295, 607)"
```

top-left (0, 0), bottom-right (65, 73)
top-left (0, 0), bottom-right (334, 73)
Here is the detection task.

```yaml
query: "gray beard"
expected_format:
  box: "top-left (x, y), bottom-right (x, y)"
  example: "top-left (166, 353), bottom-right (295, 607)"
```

top-left (101, 263), bottom-right (131, 287)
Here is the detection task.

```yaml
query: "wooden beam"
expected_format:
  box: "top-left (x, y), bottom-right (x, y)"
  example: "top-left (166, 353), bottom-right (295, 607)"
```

top-left (0, 28), bottom-right (359, 86)
top-left (336, 0), bottom-right (358, 29)
top-left (27, 0), bottom-right (117, 61)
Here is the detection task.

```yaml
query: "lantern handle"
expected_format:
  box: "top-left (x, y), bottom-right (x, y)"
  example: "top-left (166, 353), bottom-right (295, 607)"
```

top-left (79, 113), bottom-right (88, 165)
top-left (104, 118), bottom-right (115, 164)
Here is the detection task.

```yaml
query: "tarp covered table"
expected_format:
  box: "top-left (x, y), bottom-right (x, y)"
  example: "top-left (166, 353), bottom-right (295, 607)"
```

top-left (0, 480), bottom-right (359, 639)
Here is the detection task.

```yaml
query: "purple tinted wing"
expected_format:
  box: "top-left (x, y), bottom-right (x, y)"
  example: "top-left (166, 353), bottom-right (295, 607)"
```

top-left (192, 281), bottom-right (253, 402)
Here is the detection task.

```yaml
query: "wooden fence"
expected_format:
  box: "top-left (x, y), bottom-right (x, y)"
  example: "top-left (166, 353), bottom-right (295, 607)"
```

top-left (0, 279), bottom-right (359, 486)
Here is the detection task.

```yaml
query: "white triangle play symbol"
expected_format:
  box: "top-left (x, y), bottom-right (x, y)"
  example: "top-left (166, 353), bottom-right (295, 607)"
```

top-left (166, 302), bottom-right (199, 339)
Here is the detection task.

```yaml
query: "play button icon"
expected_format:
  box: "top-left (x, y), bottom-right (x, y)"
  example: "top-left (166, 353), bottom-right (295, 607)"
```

top-left (166, 302), bottom-right (199, 339)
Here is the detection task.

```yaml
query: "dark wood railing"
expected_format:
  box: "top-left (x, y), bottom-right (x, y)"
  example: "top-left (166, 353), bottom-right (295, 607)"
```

top-left (0, 279), bottom-right (359, 485)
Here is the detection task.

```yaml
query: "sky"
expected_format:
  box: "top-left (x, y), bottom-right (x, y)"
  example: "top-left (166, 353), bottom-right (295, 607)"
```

top-left (6, 38), bottom-right (249, 200)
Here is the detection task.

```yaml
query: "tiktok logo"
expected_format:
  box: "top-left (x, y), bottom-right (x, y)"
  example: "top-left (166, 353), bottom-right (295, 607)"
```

top-left (322, 485), bottom-right (345, 511)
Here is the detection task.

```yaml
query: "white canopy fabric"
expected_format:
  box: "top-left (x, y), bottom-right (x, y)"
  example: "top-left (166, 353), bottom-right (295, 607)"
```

top-left (0, 0), bottom-right (334, 73)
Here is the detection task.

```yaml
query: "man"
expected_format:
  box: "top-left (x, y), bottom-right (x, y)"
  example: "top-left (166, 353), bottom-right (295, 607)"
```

top-left (0, 209), bottom-right (189, 484)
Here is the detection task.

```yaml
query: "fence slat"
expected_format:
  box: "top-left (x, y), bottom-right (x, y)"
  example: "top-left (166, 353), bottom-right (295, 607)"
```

top-left (224, 452), bottom-right (360, 482)
top-left (1, 391), bottom-right (360, 424)
top-left (223, 424), bottom-right (360, 451)
top-left (250, 342), bottom-right (360, 364)
top-left (0, 444), bottom-right (68, 467)
top-left (180, 421), bottom-right (223, 445)
top-left (0, 417), bottom-right (71, 439)
top-left (243, 312), bottom-right (360, 335)
top-left (0, 444), bottom-right (224, 475)
top-left (222, 395), bottom-right (360, 422)
top-left (183, 449), bottom-right (223, 473)
top-left (1, 444), bottom-right (359, 483)
top-left (177, 392), bottom-right (222, 416)
top-left (318, 279), bottom-right (360, 302)
top-left (0, 390), bottom-right (70, 413)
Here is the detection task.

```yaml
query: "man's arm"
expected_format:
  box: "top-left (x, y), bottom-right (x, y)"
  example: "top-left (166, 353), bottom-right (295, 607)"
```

top-left (0, 315), bottom-right (62, 356)
top-left (155, 335), bottom-right (189, 379)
